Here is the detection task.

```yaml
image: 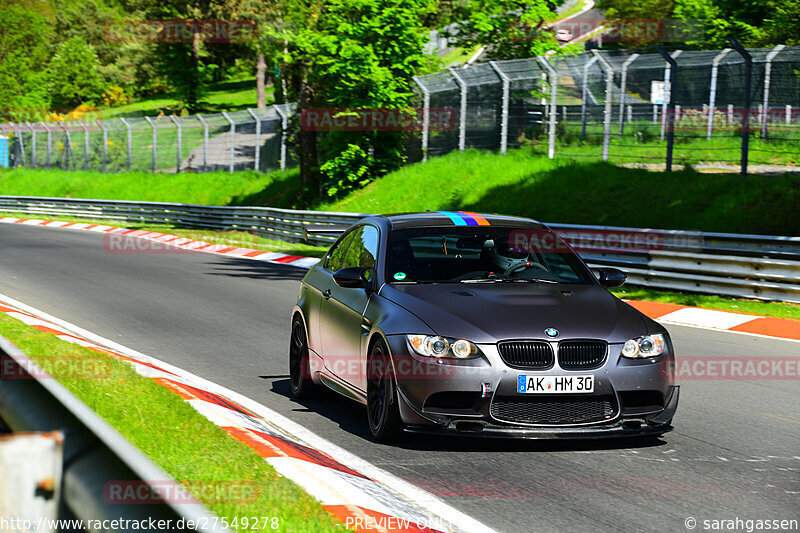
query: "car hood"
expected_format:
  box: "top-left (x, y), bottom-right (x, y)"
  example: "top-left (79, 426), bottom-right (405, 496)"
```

top-left (380, 282), bottom-right (648, 344)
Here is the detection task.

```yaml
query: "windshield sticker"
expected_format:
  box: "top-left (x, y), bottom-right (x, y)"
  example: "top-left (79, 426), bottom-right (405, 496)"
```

top-left (393, 272), bottom-right (407, 281)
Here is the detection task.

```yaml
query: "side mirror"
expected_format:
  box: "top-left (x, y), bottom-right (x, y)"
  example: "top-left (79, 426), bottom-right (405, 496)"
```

top-left (333, 267), bottom-right (373, 289)
top-left (597, 267), bottom-right (627, 288)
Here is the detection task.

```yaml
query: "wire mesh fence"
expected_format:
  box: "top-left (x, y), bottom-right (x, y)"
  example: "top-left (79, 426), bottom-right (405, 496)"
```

top-left (1, 45), bottom-right (798, 174)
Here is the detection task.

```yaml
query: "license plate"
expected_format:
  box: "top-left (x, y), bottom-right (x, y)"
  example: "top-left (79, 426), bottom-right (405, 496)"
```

top-left (517, 375), bottom-right (594, 394)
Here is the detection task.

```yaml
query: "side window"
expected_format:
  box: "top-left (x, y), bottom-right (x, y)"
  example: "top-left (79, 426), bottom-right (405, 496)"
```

top-left (325, 231), bottom-right (355, 272)
top-left (341, 226), bottom-right (379, 275)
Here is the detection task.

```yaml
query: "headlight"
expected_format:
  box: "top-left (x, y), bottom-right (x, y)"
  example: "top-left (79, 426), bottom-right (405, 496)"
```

top-left (407, 335), bottom-right (479, 359)
top-left (621, 334), bottom-right (665, 358)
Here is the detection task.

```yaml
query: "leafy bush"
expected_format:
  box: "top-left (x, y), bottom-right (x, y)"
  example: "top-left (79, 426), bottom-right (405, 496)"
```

top-left (47, 37), bottom-right (106, 107)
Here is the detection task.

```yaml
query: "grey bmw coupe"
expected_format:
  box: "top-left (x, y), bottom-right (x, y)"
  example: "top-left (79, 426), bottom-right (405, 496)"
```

top-left (290, 212), bottom-right (679, 442)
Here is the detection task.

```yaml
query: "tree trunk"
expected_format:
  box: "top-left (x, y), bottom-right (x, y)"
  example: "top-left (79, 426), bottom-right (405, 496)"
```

top-left (256, 52), bottom-right (266, 108)
top-left (297, 67), bottom-right (320, 198)
top-left (188, 31), bottom-right (201, 112)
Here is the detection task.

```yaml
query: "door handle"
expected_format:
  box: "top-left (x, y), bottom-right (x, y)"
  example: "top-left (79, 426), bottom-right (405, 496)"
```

top-left (322, 289), bottom-right (332, 300)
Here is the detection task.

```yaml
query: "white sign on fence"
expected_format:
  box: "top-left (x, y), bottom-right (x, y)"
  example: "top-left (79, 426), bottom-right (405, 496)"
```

top-left (651, 80), bottom-right (665, 104)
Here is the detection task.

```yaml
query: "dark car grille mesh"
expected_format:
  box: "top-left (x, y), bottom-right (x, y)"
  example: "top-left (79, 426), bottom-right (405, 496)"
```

top-left (558, 341), bottom-right (608, 369)
top-left (491, 395), bottom-right (616, 425)
top-left (497, 341), bottom-right (554, 369)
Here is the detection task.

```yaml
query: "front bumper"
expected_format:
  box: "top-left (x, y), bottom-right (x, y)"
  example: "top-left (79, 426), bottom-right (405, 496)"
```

top-left (385, 335), bottom-right (678, 438)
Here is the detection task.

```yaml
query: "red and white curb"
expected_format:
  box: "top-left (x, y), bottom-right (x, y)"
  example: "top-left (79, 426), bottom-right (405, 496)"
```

top-left (4, 214), bottom-right (798, 344)
top-left (625, 300), bottom-right (800, 343)
top-left (0, 293), bottom-right (495, 533)
top-left (0, 217), bottom-right (321, 269)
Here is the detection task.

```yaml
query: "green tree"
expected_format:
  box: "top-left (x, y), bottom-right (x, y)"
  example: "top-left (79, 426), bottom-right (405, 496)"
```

top-left (440, 0), bottom-right (559, 60)
top-left (0, 3), bottom-right (53, 118)
top-left (47, 37), bottom-right (106, 107)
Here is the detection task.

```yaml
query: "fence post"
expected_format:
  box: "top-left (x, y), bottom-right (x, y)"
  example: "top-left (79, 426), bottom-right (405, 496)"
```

top-left (652, 104), bottom-right (657, 124)
top-left (97, 119), bottom-right (108, 173)
top-left (247, 109), bottom-right (261, 171)
top-left (660, 50), bottom-right (682, 141)
top-left (169, 115), bottom-right (182, 173)
top-left (787, 105), bottom-right (792, 125)
top-left (618, 54), bottom-right (639, 135)
top-left (119, 118), bottom-right (132, 171)
top-left (707, 48), bottom-right (731, 139)
top-left (488, 62), bottom-right (510, 154)
top-left (144, 116), bottom-right (157, 172)
top-left (580, 55), bottom-right (599, 142)
top-left (273, 106), bottom-right (289, 170)
top-left (197, 115), bottom-right (209, 172)
top-left (537, 56), bottom-right (558, 159)
top-left (12, 124), bottom-right (27, 167)
top-left (448, 68), bottom-right (468, 151)
top-left (412, 77), bottom-right (431, 162)
top-left (79, 121), bottom-right (89, 170)
top-left (728, 38), bottom-right (751, 177)
top-left (41, 122), bottom-right (52, 169)
top-left (656, 46), bottom-right (678, 171)
top-left (59, 121), bottom-right (73, 170)
top-left (26, 122), bottom-right (36, 167)
top-left (761, 45), bottom-right (785, 140)
top-left (222, 112), bottom-right (235, 173)
top-left (591, 51), bottom-right (613, 162)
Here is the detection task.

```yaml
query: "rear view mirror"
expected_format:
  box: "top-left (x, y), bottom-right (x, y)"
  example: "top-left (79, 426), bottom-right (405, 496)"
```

top-left (597, 267), bottom-right (627, 288)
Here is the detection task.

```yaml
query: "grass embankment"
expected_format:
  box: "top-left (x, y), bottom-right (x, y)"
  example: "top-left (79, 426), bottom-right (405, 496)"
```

top-left (0, 312), bottom-right (341, 531)
top-left (3, 149), bottom-right (799, 236)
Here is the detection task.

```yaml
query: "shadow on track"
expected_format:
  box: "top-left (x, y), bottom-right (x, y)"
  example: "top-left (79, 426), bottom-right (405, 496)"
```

top-left (203, 257), bottom-right (307, 281)
top-left (264, 377), bottom-right (666, 452)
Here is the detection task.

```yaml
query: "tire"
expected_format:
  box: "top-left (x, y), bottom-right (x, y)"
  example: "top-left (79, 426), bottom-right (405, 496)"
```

top-left (289, 316), bottom-right (316, 399)
top-left (366, 338), bottom-right (402, 442)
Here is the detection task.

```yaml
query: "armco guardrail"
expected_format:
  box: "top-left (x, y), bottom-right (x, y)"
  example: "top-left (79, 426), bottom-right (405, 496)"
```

top-left (0, 334), bottom-right (227, 532)
top-left (1, 195), bottom-right (799, 303)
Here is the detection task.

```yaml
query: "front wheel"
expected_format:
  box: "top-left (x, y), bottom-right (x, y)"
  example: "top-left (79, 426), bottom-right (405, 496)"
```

top-left (366, 339), bottom-right (402, 442)
top-left (289, 316), bottom-right (316, 399)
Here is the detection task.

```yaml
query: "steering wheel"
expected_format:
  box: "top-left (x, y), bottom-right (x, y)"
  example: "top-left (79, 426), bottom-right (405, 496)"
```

top-left (504, 261), bottom-right (547, 277)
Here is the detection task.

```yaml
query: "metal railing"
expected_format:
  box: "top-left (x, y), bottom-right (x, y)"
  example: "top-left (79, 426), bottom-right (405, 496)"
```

top-left (0, 334), bottom-right (226, 532)
top-left (1, 195), bottom-right (799, 303)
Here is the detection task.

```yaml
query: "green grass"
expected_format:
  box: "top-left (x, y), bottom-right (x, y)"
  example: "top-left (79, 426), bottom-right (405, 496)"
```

top-left (101, 78), bottom-right (275, 119)
top-left (322, 149), bottom-right (800, 236)
top-left (611, 287), bottom-right (800, 321)
top-left (0, 313), bottom-right (341, 531)
top-left (0, 167), bottom-right (300, 206)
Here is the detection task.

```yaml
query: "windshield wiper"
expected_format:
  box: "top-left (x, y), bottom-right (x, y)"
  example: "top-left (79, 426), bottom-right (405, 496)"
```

top-left (460, 277), bottom-right (557, 284)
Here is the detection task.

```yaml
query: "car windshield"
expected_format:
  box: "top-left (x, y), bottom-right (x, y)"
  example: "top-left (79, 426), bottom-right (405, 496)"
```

top-left (386, 226), bottom-right (595, 284)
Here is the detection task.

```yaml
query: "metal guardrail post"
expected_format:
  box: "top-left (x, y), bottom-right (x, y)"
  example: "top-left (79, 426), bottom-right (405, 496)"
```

top-left (97, 119), bottom-right (108, 173)
top-left (412, 77), bottom-right (430, 162)
top-left (707, 48), bottom-right (731, 139)
top-left (761, 45), bottom-right (785, 139)
top-left (489, 62), bottom-right (510, 155)
top-left (222, 112), bottom-right (235, 173)
top-left (197, 115), bottom-right (209, 172)
top-left (170, 115), bottom-right (182, 173)
top-left (144, 116), bottom-right (157, 172)
top-left (59, 121), bottom-right (73, 170)
top-left (273, 105), bottom-right (288, 170)
top-left (26, 122), bottom-right (36, 167)
top-left (660, 50), bottom-right (682, 141)
top-left (580, 55), bottom-right (599, 142)
top-left (657, 47), bottom-right (678, 172)
top-left (728, 38), bottom-right (752, 177)
top-left (119, 118), bottom-right (132, 171)
top-left (41, 122), bottom-right (52, 169)
top-left (618, 54), bottom-right (639, 135)
top-left (448, 68), bottom-right (468, 151)
top-left (247, 109), bottom-right (261, 171)
top-left (591, 51), bottom-right (614, 161)
top-left (537, 56), bottom-right (558, 159)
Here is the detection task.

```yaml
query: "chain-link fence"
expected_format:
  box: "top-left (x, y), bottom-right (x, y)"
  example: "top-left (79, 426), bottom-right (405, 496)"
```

top-left (0, 104), bottom-right (294, 174)
top-left (1, 44), bottom-right (798, 175)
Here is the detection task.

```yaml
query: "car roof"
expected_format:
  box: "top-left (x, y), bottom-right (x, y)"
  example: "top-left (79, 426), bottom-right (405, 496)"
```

top-left (375, 211), bottom-right (546, 230)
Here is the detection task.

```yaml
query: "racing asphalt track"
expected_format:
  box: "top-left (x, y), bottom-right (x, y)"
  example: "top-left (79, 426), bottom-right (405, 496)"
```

top-left (1, 223), bottom-right (798, 533)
